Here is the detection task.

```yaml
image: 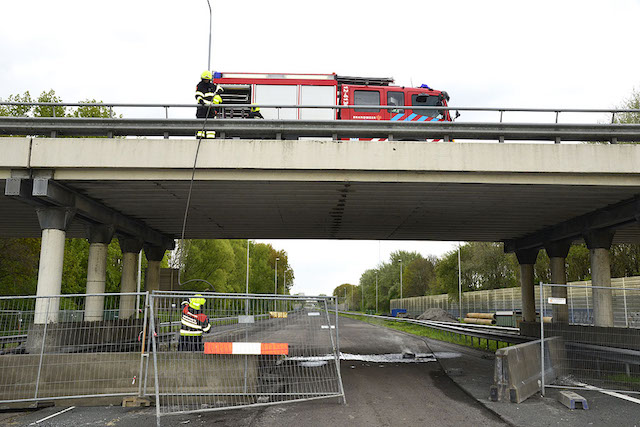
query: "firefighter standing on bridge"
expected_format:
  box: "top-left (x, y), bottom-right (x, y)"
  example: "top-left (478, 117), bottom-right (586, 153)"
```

top-left (178, 294), bottom-right (211, 351)
top-left (195, 71), bottom-right (223, 138)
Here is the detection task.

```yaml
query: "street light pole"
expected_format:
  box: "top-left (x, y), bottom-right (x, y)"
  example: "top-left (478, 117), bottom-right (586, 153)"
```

top-left (206, 0), bottom-right (212, 70)
top-left (375, 270), bottom-right (378, 313)
top-left (458, 245), bottom-right (463, 321)
top-left (245, 240), bottom-right (250, 294)
top-left (399, 259), bottom-right (403, 300)
top-left (274, 257), bottom-right (279, 294)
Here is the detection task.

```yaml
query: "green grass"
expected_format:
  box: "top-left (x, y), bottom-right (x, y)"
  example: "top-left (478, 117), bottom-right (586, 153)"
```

top-left (607, 374), bottom-right (640, 385)
top-left (341, 313), bottom-right (508, 353)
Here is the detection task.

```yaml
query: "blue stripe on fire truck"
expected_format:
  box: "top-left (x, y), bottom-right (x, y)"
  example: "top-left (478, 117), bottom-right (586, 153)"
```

top-left (391, 113), bottom-right (404, 121)
top-left (405, 113), bottom-right (417, 121)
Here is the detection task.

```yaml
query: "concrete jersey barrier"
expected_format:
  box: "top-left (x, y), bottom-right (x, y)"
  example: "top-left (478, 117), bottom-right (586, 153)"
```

top-left (490, 336), bottom-right (566, 403)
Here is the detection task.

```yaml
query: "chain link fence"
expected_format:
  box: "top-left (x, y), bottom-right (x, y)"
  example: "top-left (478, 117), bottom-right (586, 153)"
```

top-left (149, 292), bottom-right (344, 423)
top-left (540, 282), bottom-right (640, 396)
top-left (0, 292), bottom-right (150, 404)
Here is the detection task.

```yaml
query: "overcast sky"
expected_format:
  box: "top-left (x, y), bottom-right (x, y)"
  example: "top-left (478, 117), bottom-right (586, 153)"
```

top-left (2, 1), bottom-right (639, 295)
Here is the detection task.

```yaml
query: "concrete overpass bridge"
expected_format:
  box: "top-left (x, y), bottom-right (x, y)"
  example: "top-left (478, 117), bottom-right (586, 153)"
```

top-left (2, 114), bottom-right (640, 326)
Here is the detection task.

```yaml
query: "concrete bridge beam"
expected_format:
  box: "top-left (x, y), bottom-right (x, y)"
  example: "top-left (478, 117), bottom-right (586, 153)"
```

top-left (84, 225), bottom-right (115, 322)
top-left (584, 229), bottom-right (615, 327)
top-left (118, 237), bottom-right (143, 319)
top-left (34, 207), bottom-right (75, 324)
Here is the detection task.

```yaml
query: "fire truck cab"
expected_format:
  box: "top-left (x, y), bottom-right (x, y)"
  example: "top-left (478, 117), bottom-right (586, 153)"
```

top-left (212, 72), bottom-right (452, 123)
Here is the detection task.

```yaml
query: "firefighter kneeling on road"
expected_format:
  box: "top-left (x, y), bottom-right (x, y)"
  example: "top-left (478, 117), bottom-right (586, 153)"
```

top-left (178, 294), bottom-right (211, 351)
top-left (195, 70), bottom-right (223, 138)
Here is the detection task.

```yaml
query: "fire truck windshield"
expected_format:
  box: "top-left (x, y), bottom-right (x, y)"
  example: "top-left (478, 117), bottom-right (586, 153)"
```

top-left (411, 94), bottom-right (443, 118)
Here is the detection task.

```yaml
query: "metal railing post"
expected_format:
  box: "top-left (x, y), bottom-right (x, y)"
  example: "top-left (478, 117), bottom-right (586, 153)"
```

top-left (148, 294), bottom-right (161, 426)
top-left (623, 277), bottom-right (629, 327)
top-left (540, 283), bottom-right (545, 397)
top-left (138, 292), bottom-right (149, 397)
top-left (334, 297), bottom-right (346, 404)
top-left (34, 297), bottom-right (51, 399)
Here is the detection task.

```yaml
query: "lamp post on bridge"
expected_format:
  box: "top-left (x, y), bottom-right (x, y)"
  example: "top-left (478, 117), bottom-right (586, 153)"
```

top-left (205, 0), bottom-right (212, 71)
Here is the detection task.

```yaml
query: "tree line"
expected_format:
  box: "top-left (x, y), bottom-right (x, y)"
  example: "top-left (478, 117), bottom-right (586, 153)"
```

top-left (0, 237), bottom-right (292, 296)
top-left (335, 242), bottom-right (640, 313)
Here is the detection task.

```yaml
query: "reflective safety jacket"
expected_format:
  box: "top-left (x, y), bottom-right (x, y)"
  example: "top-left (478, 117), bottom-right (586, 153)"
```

top-left (180, 301), bottom-right (211, 337)
top-left (195, 80), bottom-right (221, 106)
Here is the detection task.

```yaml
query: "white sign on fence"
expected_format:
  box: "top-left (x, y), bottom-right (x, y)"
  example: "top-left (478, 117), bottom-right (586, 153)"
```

top-left (548, 297), bottom-right (567, 305)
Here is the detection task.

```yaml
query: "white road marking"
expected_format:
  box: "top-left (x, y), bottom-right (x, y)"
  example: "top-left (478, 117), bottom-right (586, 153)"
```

top-left (574, 381), bottom-right (640, 405)
top-left (30, 406), bottom-right (75, 425)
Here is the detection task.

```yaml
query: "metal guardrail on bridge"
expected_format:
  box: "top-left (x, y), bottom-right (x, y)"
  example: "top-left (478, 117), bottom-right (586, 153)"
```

top-left (2, 101), bottom-right (640, 123)
top-left (2, 116), bottom-right (640, 143)
top-left (1, 102), bottom-right (639, 142)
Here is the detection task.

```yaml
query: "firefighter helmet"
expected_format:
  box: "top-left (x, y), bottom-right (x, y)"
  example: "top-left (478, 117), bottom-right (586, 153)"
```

top-left (201, 70), bottom-right (213, 80)
top-left (251, 105), bottom-right (260, 113)
top-left (189, 294), bottom-right (206, 309)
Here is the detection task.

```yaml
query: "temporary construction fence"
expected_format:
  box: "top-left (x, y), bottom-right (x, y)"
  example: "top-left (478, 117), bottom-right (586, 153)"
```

top-left (0, 292), bottom-right (150, 404)
top-left (540, 282), bottom-right (640, 397)
top-left (149, 292), bottom-right (344, 422)
top-left (391, 276), bottom-right (640, 326)
top-left (0, 291), bottom-right (345, 424)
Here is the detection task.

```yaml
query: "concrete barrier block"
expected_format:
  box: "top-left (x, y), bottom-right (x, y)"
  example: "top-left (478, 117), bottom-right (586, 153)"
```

top-left (490, 336), bottom-right (566, 403)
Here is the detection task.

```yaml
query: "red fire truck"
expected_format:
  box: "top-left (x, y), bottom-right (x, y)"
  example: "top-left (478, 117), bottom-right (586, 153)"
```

top-left (212, 72), bottom-right (453, 123)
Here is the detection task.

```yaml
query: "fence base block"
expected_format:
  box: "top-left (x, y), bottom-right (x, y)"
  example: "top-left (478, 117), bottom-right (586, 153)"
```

top-left (558, 390), bottom-right (589, 410)
top-left (122, 396), bottom-right (152, 407)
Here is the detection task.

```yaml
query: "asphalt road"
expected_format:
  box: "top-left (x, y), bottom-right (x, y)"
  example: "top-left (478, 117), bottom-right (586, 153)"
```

top-left (0, 315), bottom-right (507, 427)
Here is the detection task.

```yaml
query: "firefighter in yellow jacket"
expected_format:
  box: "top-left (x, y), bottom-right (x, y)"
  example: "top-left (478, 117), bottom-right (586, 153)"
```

top-left (195, 71), bottom-right (222, 138)
top-left (178, 294), bottom-right (211, 351)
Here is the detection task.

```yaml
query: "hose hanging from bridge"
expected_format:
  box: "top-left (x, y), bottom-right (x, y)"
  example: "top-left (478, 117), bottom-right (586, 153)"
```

top-left (176, 103), bottom-right (216, 292)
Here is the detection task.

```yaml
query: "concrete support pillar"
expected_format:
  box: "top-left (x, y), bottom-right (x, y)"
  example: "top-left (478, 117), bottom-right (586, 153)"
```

top-left (118, 237), bottom-right (143, 319)
top-left (516, 248), bottom-right (539, 323)
top-left (34, 207), bottom-right (75, 324)
top-left (144, 245), bottom-right (166, 292)
top-left (545, 239), bottom-right (571, 323)
top-left (584, 229), bottom-right (615, 327)
top-left (84, 225), bottom-right (115, 322)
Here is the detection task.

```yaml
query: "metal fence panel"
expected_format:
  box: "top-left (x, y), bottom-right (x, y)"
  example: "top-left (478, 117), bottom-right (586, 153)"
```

top-left (393, 277), bottom-right (640, 324)
top-left (149, 292), bottom-right (344, 421)
top-left (0, 292), bottom-right (149, 403)
top-left (541, 283), bottom-right (640, 396)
